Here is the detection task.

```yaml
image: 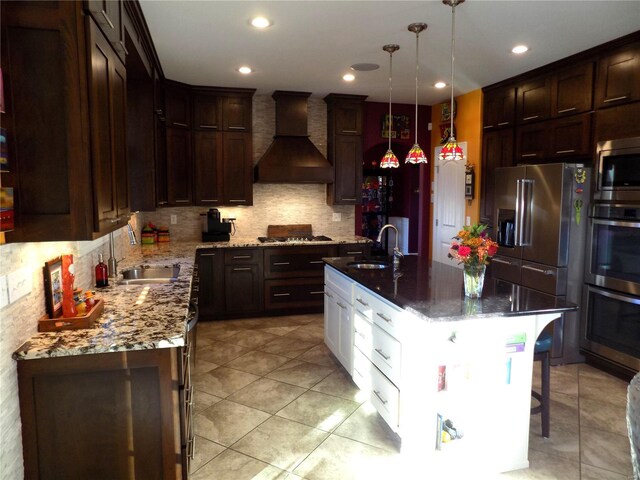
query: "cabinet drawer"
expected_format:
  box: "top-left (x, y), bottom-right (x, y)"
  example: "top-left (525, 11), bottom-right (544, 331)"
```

top-left (370, 362), bottom-right (400, 431)
top-left (325, 266), bottom-right (354, 305)
top-left (338, 244), bottom-right (371, 259)
top-left (264, 278), bottom-right (325, 310)
top-left (265, 246), bottom-right (337, 279)
top-left (490, 255), bottom-right (521, 284)
top-left (521, 262), bottom-right (567, 296)
top-left (224, 248), bottom-right (261, 264)
top-left (352, 346), bottom-right (372, 392)
top-left (354, 285), bottom-right (403, 338)
top-left (353, 311), bottom-right (373, 358)
top-left (371, 324), bottom-right (402, 387)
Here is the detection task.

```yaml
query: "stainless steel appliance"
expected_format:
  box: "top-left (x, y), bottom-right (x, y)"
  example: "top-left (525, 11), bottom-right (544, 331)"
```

top-left (582, 203), bottom-right (640, 374)
top-left (595, 137), bottom-right (640, 202)
top-left (200, 208), bottom-right (233, 242)
top-left (257, 224), bottom-right (332, 243)
top-left (492, 163), bottom-right (591, 364)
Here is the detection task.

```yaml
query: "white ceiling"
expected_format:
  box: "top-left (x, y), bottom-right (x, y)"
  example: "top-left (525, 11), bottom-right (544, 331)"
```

top-left (139, 1), bottom-right (640, 105)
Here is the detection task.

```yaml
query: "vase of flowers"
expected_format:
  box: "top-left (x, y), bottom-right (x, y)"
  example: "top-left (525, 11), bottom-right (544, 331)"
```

top-left (448, 224), bottom-right (498, 298)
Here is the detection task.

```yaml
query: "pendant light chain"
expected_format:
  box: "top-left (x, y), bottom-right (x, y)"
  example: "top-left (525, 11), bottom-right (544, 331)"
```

top-left (405, 23), bottom-right (428, 164)
top-left (450, 2), bottom-right (456, 138)
top-left (381, 44), bottom-right (400, 168)
top-left (415, 30), bottom-right (419, 142)
top-left (389, 49), bottom-right (393, 151)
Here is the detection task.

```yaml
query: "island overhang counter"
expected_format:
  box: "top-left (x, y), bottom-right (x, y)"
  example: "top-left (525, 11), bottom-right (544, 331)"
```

top-left (322, 256), bottom-right (577, 476)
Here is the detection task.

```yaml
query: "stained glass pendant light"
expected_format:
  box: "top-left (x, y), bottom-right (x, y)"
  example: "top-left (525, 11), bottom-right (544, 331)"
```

top-left (381, 44), bottom-right (400, 169)
top-left (406, 23), bottom-right (428, 164)
top-left (439, 0), bottom-right (465, 162)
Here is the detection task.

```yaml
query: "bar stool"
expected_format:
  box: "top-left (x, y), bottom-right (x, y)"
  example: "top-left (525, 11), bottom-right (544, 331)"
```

top-left (531, 331), bottom-right (552, 438)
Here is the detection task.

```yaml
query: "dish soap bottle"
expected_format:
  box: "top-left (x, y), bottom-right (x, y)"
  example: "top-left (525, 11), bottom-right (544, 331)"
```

top-left (95, 253), bottom-right (108, 288)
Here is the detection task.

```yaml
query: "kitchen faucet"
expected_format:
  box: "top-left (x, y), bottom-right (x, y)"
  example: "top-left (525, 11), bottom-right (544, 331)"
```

top-left (108, 221), bottom-right (138, 277)
top-left (377, 224), bottom-right (403, 269)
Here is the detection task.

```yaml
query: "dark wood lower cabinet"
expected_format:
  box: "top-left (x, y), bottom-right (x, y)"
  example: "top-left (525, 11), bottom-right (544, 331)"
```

top-left (264, 277), bottom-right (327, 311)
top-left (18, 348), bottom-right (186, 480)
top-left (224, 263), bottom-right (263, 314)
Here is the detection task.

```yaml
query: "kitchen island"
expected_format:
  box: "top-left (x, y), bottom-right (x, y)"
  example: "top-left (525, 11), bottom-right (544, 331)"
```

top-left (323, 256), bottom-right (576, 476)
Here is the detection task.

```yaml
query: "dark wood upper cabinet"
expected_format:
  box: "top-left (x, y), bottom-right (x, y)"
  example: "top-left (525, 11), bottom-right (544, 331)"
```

top-left (595, 41), bottom-right (640, 108)
top-left (222, 132), bottom-right (253, 205)
top-left (155, 119), bottom-right (168, 207)
top-left (193, 131), bottom-right (222, 205)
top-left (325, 94), bottom-right (366, 205)
top-left (84, 0), bottom-right (125, 61)
top-left (549, 113), bottom-right (592, 158)
top-left (517, 77), bottom-right (551, 123)
top-left (165, 82), bottom-right (191, 128)
top-left (480, 129), bottom-right (514, 226)
top-left (483, 87), bottom-right (516, 129)
top-left (552, 62), bottom-right (594, 116)
top-left (166, 127), bottom-right (192, 205)
top-left (515, 122), bottom-right (550, 163)
top-left (594, 101), bottom-right (640, 142)
top-left (193, 93), bottom-right (220, 130)
top-left (222, 96), bottom-right (252, 132)
top-left (334, 101), bottom-right (363, 135)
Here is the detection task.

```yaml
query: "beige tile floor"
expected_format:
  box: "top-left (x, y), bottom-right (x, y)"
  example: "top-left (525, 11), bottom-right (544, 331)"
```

top-left (191, 314), bottom-right (634, 480)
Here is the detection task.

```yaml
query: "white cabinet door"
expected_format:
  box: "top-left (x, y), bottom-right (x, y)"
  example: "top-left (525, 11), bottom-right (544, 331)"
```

top-left (324, 287), bottom-right (340, 356)
top-left (337, 298), bottom-right (353, 374)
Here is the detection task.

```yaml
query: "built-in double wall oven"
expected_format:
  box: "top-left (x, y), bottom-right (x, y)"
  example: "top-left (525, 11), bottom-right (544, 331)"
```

top-left (582, 203), bottom-right (640, 374)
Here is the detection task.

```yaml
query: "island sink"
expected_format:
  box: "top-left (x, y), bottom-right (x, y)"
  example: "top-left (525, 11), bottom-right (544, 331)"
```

top-left (119, 265), bottom-right (180, 285)
top-left (346, 261), bottom-right (390, 270)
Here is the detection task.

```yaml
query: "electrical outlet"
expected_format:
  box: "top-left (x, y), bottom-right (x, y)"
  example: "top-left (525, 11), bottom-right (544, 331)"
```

top-left (332, 213), bottom-right (341, 222)
top-left (466, 216), bottom-right (471, 226)
top-left (0, 275), bottom-right (8, 308)
top-left (7, 268), bottom-right (31, 303)
top-left (170, 214), bottom-right (178, 225)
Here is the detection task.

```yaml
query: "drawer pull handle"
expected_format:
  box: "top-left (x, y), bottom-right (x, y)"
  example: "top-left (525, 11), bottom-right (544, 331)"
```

top-left (228, 200), bottom-right (247, 203)
top-left (521, 153), bottom-right (537, 158)
top-left (522, 265), bottom-right (554, 276)
top-left (337, 301), bottom-right (347, 309)
top-left (172, 122), bottom-right (188, 127)
top-left (346, 251), bottom-right (363, 255)
top-left (603, 95), bottom-right (628, 103)
top-left (199, 125), bottom-right (218, 129)
top-left (356, 298), bottom-right (369, 306)
top-left (273, 293), bottom-right (291, 297)
top-left (233, 267), bottom-right (252, 271)
top-left (492, 258), bottom-right (512, 266)
top-left (309, 260), bottom-right (324, 264)
top-left (233, 255), bottom-right (252, 259)
top-left (341, 130), bottom-right (358, 134)
top-left (324, 291), bottom-right (333, 298)
top-left (309, 291), bottom-right (324, 295)
top-left (483, 125), bottom-right (494, 129)
top-left (342, 198), bottom-right (357, 201)
top-left (273, 262), bottom-right (291, 266)
top-left (522, 115), bottom-right (539, 121)
top-left (376, 312), bottom-right (392, 323)
top-left (497, 121), bottom-right (510, 126)
top-left (555, 149), bottom-right (575, 154)
top-left (557, 107), bottom-right (577, 113)
top-left (355, 329), bottom-right (366, 339)
top-left (353, 367), bottom-right (364, 377)
top-left (374, 348), bottom-right (391, 361)
top-left (373, 390), bottom-right (388, 405)
top-left (100, 10), bottom-right (115, 29)
top-left (175, 200), bottom-right (190, 203)
top-left (228, 126), bottom-right (246, 130)
top-left (200, 253), bottom-right (217, 257)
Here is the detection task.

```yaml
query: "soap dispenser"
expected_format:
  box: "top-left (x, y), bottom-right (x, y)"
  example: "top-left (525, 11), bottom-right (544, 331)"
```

top-left (95, 253), bottom-right (108, 288)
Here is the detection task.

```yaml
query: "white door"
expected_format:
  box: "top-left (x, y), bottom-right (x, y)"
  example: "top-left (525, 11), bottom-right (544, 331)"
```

top-left (432, 143), bottom-right (467, 267)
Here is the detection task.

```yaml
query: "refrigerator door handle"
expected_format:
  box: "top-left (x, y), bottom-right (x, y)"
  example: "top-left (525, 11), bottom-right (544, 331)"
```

top-left (515, 180), bottom-right (523, 246)
top-left (518, 179), bottom-right (534, 246)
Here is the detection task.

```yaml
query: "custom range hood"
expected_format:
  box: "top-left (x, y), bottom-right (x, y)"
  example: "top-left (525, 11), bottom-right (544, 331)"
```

top-left (254, 91), bottom-right (334, 183)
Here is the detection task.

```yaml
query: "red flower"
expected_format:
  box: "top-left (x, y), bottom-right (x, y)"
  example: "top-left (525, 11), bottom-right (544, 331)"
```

top-left (487, 244), bottom-right (498, 256)
top-left (458, 246), bottom-right (471, 257)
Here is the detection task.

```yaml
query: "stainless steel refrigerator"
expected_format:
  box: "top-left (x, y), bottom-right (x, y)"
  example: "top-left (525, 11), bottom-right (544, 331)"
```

top-left (492, 163), bottom-right (591, 364)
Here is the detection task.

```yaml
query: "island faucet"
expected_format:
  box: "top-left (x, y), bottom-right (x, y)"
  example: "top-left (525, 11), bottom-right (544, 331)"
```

top-left (377, 224), bottom-right (403, 269)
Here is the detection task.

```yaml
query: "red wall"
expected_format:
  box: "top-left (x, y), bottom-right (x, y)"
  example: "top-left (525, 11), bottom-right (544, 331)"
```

top-left (361, 101), bottom-right (431, 253)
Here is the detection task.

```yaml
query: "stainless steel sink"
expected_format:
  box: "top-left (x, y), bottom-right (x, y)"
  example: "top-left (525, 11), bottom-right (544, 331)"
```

top-left (118, 265), bottom-right (180, 285)
top-left (347, 261), bottom-right (390, 270)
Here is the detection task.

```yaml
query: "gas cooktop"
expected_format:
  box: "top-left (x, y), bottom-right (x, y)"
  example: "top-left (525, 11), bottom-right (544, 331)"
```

top-left (257, 235), bottom-right (333, 243)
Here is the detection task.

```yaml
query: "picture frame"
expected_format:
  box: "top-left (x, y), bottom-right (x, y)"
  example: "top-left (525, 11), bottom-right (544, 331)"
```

top-left (43, 257), bottom-right (63, 318)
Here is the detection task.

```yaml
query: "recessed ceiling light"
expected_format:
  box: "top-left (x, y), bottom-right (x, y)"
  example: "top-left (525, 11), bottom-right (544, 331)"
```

top-left (351, 63), bottom-right (380, 72)
top-left (251, 17), bottom-right (271, 29)
top-left (512, 45), bottom-right (529, 54)
top-left (238, 66), bottom-right (252, 74)
top-left (434, 81), bottom-right (447, 89)
top-left (343, 73), bottom-right (355, 82)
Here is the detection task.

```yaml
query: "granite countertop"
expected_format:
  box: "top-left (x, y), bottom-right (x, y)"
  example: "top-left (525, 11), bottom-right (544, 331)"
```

top-left (14, 236), bottom-right (371, 361)
top-left (197, 235), bottom-right (371, 248)
top-left (324, 256), bottom-right (577, 322)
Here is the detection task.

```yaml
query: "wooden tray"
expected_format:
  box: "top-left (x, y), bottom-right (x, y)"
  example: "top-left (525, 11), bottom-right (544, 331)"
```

top-left (38, 299), bottom-right (104, 332)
